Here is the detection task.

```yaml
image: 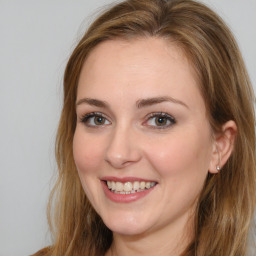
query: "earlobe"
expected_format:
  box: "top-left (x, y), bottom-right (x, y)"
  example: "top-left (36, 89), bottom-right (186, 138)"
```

top-left (209, 120), bottom-right (237, 174)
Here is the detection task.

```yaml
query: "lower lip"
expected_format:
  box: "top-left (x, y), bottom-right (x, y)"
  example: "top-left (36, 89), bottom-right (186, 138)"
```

top-left (101, 181), bottom-right (156, 203)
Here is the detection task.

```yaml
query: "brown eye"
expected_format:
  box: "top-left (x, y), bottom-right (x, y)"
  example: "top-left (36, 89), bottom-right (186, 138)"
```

top-left (94, 116), bottom-right (106, 125)
top-left (80, 112), bottom-right (111, 127)
top-left (145, 113), bottom-right (176, 129)
top-left (155, 117), bottom-right (168, 126)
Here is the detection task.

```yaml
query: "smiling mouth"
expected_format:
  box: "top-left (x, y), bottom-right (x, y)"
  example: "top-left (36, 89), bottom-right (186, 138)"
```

top-left (104, 180), bottom-right (157, 194)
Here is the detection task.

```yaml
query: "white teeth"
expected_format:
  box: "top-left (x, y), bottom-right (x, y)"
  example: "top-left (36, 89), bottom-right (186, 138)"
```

top-left (106, 180), bottom-right (156, 194)
top-left (124, 182), bottom-right (132, 192)
top-left (133, 181), bottom-right (140, 190)
top-left (140, 181), bottom-right (146, 190)
top-left (107, 181), bottom-right (112, 189)
top-left (115, 182), bottom-right (123, 192)
top-left (111, 181), bottom-right (116, 190)
top-left (145, 182), bottom-right (151, 189)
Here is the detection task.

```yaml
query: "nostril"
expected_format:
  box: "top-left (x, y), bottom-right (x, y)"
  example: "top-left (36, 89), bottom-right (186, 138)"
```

top-left (104, 157), bottom-right (132, 169)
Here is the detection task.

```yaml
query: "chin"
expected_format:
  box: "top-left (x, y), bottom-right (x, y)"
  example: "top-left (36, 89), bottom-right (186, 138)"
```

top-left (107, 223), bottom-right (147, 236)
top-left (101, 211), bottom-right (154, 236)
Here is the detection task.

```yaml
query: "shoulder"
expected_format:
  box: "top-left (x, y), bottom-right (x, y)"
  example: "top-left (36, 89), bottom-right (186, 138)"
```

top-left (30, 247), bottom-right (51, 256)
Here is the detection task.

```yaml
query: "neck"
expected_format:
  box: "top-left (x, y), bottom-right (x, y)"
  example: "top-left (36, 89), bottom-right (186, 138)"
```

top-left (105, 213), bottom-right (194, 256)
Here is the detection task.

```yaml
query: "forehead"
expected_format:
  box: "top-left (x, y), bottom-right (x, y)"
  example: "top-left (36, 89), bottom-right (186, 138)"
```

top-left (81, 37), bottom-right (192, 78)
top-left (77, 37), bottom-right (205, 113)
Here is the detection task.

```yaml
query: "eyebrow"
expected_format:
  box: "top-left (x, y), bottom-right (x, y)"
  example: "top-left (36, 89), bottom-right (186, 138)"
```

top-left (76, 96), bottom-right (188, 109)
top-left (76, 98), bottom-right (110, 108)
top-left (136, 96), bottom-right (189, 109)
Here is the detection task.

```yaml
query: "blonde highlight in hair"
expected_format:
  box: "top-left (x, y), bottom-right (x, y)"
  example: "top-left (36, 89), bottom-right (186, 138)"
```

top-left (33, 0), bottom-right (256, 255)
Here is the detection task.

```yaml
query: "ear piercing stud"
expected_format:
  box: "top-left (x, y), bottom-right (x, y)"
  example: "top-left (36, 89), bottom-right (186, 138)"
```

top-left (217, 165), bottom-right (221, 172)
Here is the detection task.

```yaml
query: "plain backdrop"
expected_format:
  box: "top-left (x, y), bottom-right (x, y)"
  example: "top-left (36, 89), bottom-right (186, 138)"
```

top-left (0, 1), bottom-right (255, 255)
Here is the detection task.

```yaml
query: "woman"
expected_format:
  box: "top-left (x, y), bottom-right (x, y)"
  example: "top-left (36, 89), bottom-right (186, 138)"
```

top-left (33, 0), bottom-right (256, 255)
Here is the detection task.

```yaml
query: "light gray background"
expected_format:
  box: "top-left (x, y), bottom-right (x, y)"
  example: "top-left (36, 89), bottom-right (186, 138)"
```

top-left (0, 1), bottom-right (255, 255)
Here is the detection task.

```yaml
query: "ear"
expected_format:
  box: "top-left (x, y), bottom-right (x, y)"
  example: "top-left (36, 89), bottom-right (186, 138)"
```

top-left (209, 120), bottom-right (237, 174)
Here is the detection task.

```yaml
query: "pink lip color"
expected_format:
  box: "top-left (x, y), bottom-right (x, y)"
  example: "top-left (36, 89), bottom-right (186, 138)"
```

top-left (101, 179), bottom-right (157, 203)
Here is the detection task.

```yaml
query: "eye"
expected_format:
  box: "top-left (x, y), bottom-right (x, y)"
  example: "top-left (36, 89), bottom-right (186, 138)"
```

top-left (80, 112), bottom-right (111, 127)
top-left (145, 112), bottom-right (176, 129)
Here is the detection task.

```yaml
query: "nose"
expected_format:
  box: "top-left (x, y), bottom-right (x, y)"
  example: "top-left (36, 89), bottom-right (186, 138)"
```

top-left (104, 125), bottom-right (142, 169)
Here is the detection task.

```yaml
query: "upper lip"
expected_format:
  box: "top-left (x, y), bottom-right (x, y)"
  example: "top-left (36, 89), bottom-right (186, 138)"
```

top-left (101, 176), bottom-right (158, 183)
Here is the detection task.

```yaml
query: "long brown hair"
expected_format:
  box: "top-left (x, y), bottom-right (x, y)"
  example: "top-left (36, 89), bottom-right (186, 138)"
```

top-left (33, 0), bottom-right (256, 255)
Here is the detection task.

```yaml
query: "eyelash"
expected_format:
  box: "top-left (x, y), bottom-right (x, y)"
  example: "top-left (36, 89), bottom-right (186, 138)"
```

top-left (79, 112), bottom-right (176, 129)
top-left (144, 112), bottom-right (176, 129)
top-left (79, 112), bottom-right (110, 127)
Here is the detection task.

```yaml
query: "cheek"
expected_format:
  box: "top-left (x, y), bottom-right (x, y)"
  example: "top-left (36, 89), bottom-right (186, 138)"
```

top-left (144, 129), bottom-right (212, 178)
top-left (72, 129), bottom-right (106, 210)
top-left (73, 129), bottom-right (105, 174)
top-left (144, 129), bottom-right (213, 216)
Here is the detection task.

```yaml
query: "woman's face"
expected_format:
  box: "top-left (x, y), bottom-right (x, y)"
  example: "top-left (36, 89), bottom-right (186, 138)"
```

top-left (73, 38), bottom-right (216, 237)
